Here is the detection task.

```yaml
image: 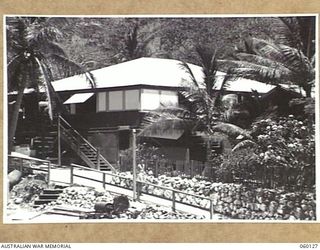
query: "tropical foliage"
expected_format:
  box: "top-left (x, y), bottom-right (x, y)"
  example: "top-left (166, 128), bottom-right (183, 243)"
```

top-left (223, 17), bottom-right (315, 97)
top-left (214, 116), bottom-right (315, 190)
top-left (119, 25), bottom-right (163, 61)
top-left (142, 46), bottom-right (250, 139)
top-left (6, 17), bottom-right (95, 152)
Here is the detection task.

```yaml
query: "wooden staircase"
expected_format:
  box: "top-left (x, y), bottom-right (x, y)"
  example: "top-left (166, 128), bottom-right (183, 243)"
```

top-left (58, 116), bottom-right (115, 172)
top-left (32, 133), bottom-right (57, 159)
top-left (34, 188), bottom-right (64, 206)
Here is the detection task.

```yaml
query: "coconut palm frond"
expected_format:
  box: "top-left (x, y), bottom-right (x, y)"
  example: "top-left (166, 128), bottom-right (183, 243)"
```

top-left (49, 54), bottom-right (96, 88)
top-left (46, 17), bottom-right (69, 27)
top-left (310, 54), bottom-right (315, 67)
top-left (136, 25), bottom-right (162, 55)
top-left (125, 25), bottom-right (138, 59)
top-left (233, 52), bottom-right (288, 69)
top-left (27, 24), bottom-right (62, 47)
top-left (195, 45), bottom-right (218, 95)
top-left (34, 57), bottom-right (54, 120)
top-left (231, 26), bottom-right (314, 97)
top-left (232, 139), bottom-right (257, 152)
top-left (84, 71), bottom-right (97, 89)
top-left (276, 17), bottom-right (303, 48)
top-left (214, 69), bottom-right (233, 108)
top-left (150, 106), bottom-right (192, 120)
top-left (211, 122), bottom-right (252, 139)
top-left (248, 37), bottom-right (312, 75)
top-left (41, 41), bottom-right (67, 57)
top-left (7, 54), bottom-right (26, 90)
top-left (279, 45), bottom-right (312, 72)
top-left (139, 115), bottom-right (195, 138)
top-left (228, 65), bottom-right (289, 85)
top-left (179, 61), bottom-right (199, 88)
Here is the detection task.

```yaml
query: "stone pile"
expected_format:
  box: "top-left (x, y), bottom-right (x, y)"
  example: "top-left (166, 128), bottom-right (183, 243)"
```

top-left (9, 174), bottom-right (48, 205)
top-left (111, 172), bottom-right (316, 220)
top-left (51, 186), bottom-right (204, 220)
top-left (52, 186), bottom-right (114, 209)
top-left (125, 205), bottom-right (205, 220)
top-left (208, 186), bottom-right (316, 220)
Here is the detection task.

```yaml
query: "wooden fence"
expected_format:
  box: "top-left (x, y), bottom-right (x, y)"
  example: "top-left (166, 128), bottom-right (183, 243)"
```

top-left (8, 155), bottom-right (52, 184)
top-left (119, 156), bottom-right (315, 191)
top-left (119, 157), bottom-right (213, 180)
top-left (70, 163), bottom-right (216, 219)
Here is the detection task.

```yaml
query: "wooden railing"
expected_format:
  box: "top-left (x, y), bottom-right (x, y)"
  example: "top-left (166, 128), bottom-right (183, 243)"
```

top-left (59, 115), bottom-right (115, 171)
top-left (8, 155), bottom-right (52, 184)
top-left (69, 163), bottom-right (217, 219)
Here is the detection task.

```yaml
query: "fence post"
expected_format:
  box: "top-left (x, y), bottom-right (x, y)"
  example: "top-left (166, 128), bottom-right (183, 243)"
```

top-left (190, 160), bottom-right (194, 178)
top-left (210, 199), bottom-right (214, 220)
top-left (172, 190), bottom-right (176, 212)
top-left (47, 161), bottom-right (51, 185)
top-left (57, 115), bottom-right (61, 166)
top-left (155, 160), bottom-right (159, 178)
top-left (102, 172), bottom-right (106, 189)
top-left (137, 181), bottom-right (141, 201)
top-left (96, 147), bottom-right (100, 170)
top-left (132, 129), bottom-right (137, 201)
top-left (70, 165), bottom-right (74, 185)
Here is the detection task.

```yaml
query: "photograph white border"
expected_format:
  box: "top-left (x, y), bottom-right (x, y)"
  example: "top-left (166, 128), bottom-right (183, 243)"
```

top-left (3, 13), bottom-right (319, 224)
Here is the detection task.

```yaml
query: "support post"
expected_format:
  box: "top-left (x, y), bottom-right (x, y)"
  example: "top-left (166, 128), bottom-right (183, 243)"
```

top-left (172, 190), bottom-right (176, 212)
top-left (155, 160), bottom-right (159, 178)
top-left (210, 199), bottom-right (214, 219)
top-left (70, 165), bottom-right (74, 185)
top-left (190, 160), bottom-right (194, 178)
top-left (57, 115), bottom-right (61, 166)
top-left (102, 172), bottom-right (106, 189)
top-left (185, 148), bottom-right (190, 177)
top-left (47, 161), bottom-right (51, 185)
top-left (132, 129), bottom-right (137, 201)
top-left (96, 147), bottom-right (100, 170)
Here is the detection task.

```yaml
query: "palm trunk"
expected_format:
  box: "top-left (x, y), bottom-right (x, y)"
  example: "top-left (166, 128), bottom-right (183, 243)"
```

top-left (8, 87), bottom-right (25, 153)
top-left (306, 90), bottom-right (311, 98)
top-left (304, 86), bottom-right (311, 98)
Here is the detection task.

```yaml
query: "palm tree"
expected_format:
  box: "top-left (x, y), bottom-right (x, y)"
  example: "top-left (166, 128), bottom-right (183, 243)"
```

top-left (6, 17), bottom-right (95, 152)
top-left (222, 17), bottom-right (315, 97)
top-left (119, 23), bottom-right (164, 62)
top-left (141, 46), bottom-right (251, 162)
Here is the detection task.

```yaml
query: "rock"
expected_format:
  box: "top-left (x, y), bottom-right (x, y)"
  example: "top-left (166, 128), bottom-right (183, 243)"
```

top-left (8, 170), bottom-right (23, 189)
top-left (14, 197), bottom-right (23, 204)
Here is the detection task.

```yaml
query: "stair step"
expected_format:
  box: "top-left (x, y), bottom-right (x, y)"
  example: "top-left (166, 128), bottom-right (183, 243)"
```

top-left (39, 194), bottom-right (60, 199)
top-left (34, 199), bottom-right (57, 205)
top-left (81, 150), bottom-right (95, 154)
top-left (42, 189), bottom-right (64, 194)
top-left (59, 118), bottom-right (114, 172)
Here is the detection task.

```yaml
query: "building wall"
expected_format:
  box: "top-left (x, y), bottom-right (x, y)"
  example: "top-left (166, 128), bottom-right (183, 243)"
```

top-left (87, 131), bottom-right (119, 164)
top-left (95, 88), bottom-right (178, 112)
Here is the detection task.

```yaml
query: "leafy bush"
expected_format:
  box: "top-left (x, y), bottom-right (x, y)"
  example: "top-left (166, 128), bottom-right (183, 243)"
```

top-left (119, 143), bottom-right (165, 174)
top-left (252, 116), bottom-right (315, 190)
top-left (214, 115), bottom-right (315, 190)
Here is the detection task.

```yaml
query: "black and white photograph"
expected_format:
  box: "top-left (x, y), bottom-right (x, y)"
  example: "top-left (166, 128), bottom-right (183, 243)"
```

top-left (4, 15), bottom-right (318, 223)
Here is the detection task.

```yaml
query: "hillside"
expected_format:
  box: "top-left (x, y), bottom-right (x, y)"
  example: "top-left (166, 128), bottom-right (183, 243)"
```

top-left (54, 16), bottom-right (314, 74)
top-left (5, 16), bottom-right (315, 81)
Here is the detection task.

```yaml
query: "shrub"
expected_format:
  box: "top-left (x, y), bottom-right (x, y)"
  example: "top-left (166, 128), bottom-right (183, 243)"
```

top-left (214, 115), bottom-right (315, 190)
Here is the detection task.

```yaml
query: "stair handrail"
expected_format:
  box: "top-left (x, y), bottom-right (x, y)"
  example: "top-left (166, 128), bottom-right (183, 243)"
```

top-left (97, 154), bottom-right (115, 171)
top-left (59, 115), bottom-right (116, 172)
top-left (59, 115), bottom-right (97, 153)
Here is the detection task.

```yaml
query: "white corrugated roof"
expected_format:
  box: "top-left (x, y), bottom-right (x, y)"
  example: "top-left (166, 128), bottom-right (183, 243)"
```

top-left (51, 57), bottom-right (275, 94)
